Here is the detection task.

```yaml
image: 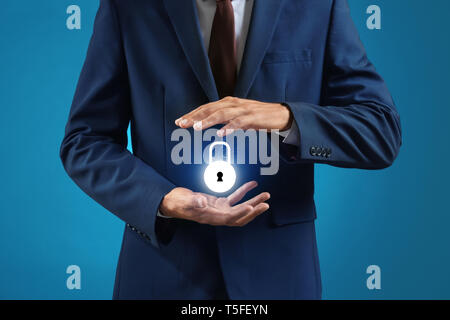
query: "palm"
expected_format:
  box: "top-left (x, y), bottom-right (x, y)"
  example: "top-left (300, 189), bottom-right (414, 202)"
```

top-left (203, 195), bottom-right (234, 212)
top-left (190, 181), bottom-right (270, 226)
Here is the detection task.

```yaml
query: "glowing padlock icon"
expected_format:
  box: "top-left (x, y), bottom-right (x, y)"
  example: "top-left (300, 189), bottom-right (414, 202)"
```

top-left (204, 141), bottom-right (236, 193)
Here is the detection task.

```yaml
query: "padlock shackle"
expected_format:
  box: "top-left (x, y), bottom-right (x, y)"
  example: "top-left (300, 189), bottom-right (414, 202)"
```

top-left (208, 141), bottom-right (231, 164)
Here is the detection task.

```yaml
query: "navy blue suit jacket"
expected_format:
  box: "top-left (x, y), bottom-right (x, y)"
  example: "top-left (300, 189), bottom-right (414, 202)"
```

top-left (60, 0), bottom-right (401, 299)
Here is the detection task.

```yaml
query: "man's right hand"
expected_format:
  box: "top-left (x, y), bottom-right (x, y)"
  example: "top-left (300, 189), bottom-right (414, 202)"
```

top-left (159, 181), bottom-right (270, 227)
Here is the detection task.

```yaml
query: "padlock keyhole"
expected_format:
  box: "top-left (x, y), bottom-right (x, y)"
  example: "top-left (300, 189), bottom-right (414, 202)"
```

top-left (217, 172), bottom-right (223, 182)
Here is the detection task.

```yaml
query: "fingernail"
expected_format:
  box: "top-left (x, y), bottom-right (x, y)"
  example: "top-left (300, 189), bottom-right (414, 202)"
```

top-left (180, 119), bottom-right (188, 126)
top-left (217, 129), bottom-right (224, 137)
top-left (193, 121), bottom-right (202, 130)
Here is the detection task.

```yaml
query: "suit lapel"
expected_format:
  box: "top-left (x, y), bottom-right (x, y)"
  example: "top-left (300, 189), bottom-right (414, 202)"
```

top-left (163, 0), bottom-right (284, 101)
top-left (234, 0), bottom-right (285, 98)
top-left (164, 0), bottom-right (219, 101)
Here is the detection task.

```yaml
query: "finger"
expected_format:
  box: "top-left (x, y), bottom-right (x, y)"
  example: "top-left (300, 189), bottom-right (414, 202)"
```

top-left (217, 115), bottom-right (253, 136)
top-left (188, 96), bottom-right (239, 121)
top-left (227, 181), bottom-right (258, 205)
top-left (176, 101), bottom-right (228, 128)
top-left (196, 108), bottom-right (245, 131)
top-left (194, 204), bottom-right (253, 226)
top-left (189, 103), bottom-right (230, 122)
top-left (176, 101), bottom-right (219, 124)
top-left (226, 204), bottom-right (255, 223)
top-left (187, 103), bottom-right (233, 129)
top-left (233, 203), bottom-right (270, 226)
top-left (217, 128), bottom-right (237, 137)
top-left (242, 192), bottom-right (271, 207)
top-left (175, 105), bottom-right (205, 126)
top-left (176, 97), bottom-right (240, 128)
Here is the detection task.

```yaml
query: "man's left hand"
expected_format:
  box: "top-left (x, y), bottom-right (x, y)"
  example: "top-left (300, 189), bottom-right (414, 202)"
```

top-left (175, 97), bottom-right (293, 137)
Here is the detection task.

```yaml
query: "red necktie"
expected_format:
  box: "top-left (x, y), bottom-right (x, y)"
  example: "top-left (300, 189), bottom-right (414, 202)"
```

top-left (208, 0), bottom-right (237, 98)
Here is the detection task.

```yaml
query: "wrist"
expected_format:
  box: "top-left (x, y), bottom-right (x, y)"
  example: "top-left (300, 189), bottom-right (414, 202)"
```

top-left (280, 103), bottom-right (293, 131)
top-left (159, 188), bottom-right (177, 218)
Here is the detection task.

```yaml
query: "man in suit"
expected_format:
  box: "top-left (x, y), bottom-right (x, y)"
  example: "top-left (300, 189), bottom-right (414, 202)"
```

top-left (60, 0), bottom-right (401, 299)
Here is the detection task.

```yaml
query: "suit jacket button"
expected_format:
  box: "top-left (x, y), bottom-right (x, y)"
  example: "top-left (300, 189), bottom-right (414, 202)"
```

top-left (320, 148), bottom-right (326, 157)
top-left (310, 146), bottom-right (316, 156)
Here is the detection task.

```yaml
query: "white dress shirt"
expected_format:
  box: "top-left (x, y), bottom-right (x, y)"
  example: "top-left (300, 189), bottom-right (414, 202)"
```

top-left (195, 0), bottom-right (299, 145)
top-left (158, 0), bottom-right (299, 218)
top-left (196, 0), bottom-right (253, 73)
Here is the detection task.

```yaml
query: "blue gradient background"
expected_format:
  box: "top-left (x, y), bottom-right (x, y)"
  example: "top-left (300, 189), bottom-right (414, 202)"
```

top-left (0, 0), bottom-right (449, 299)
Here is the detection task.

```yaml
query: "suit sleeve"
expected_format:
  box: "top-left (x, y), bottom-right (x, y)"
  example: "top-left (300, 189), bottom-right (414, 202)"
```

top-left (60, 0), bottom-right (175, 249)
top-left (282, 0), bottom-right (402, 169)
